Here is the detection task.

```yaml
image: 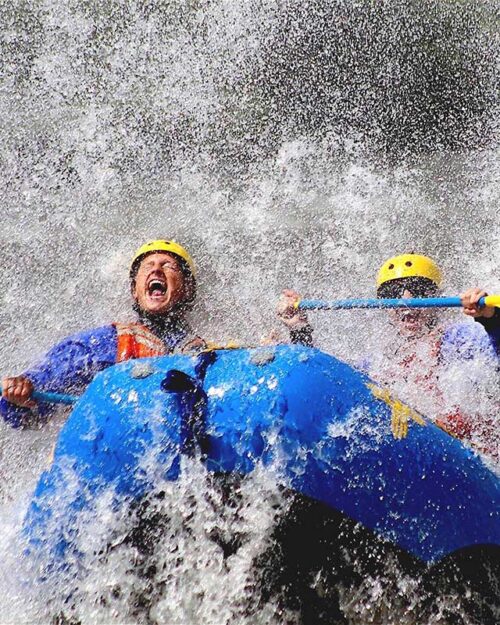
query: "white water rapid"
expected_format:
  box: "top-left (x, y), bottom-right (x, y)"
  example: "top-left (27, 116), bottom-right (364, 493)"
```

top-left (0, 1), bottom-right (498, 624)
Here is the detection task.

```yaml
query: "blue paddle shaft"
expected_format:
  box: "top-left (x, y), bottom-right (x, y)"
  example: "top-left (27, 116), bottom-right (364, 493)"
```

top-left (32, 390), bottom-right (78, 405)
top-left (297, 296), bottom-right (487, 311)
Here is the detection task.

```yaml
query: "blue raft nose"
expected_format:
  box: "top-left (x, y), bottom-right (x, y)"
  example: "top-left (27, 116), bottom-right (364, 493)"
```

top-left (23, 346), bottom-right (499, 569)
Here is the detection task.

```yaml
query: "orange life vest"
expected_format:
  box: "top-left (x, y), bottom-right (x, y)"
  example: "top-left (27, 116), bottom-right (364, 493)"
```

top-left (114, 322), bottom-right (169, 362)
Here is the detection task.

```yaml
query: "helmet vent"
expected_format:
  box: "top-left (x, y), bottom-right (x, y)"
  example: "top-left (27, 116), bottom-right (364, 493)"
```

top-left (388, 263), bottom-right (394, 270)
top-left (405, 261), bottom-right (412, 266)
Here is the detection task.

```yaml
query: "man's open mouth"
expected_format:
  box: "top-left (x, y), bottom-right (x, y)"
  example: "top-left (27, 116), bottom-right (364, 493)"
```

top-left (147, 279), bottom-right (167, 297)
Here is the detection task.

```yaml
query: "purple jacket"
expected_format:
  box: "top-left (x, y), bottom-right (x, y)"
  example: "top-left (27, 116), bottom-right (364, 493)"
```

top-left (0, 323), bottom-right (188, 428)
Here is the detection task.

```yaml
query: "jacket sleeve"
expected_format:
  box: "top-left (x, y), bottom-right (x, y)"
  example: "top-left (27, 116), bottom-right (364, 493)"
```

top-left (475, 308), bottom-right (500, 357)
top-left (289, 324), bottom-right (314, 347)
top-left (0, 325), bottom-right (117, 428)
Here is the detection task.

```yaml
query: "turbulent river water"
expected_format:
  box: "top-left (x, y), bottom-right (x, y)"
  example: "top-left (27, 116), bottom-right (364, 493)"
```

top-left (0, 1), bottom-right (498, 623)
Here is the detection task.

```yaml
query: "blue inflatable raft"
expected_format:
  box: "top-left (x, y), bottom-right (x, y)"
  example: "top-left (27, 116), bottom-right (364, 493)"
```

top-left (24, 346), bottom-right (499, 570)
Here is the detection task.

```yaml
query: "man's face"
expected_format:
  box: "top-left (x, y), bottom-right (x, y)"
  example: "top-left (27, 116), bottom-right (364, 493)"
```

top-left (378, 277), bottom-right (439, 338)
top-left (389, 288), bottom-right (437, 337)
top-left (132, 252), bottom-right (187, 316)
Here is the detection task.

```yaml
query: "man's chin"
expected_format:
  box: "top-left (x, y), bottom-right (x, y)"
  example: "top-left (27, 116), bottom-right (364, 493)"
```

top-left (398, 317), bottom-right (434, 337)
top-left (139, 300), bottom-right (174, 316)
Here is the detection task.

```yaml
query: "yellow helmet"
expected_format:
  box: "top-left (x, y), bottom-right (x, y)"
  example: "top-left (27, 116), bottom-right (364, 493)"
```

top-left (376, 254), bottom-right (442, 288)
top-left (130, 240), bottom-right (196, 278)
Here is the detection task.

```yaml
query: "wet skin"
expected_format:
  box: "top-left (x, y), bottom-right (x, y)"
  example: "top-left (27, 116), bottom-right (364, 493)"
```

top-left (389, 289), bottom-right (438, 337)
top-left (132, 252), bottom-right (188, 316)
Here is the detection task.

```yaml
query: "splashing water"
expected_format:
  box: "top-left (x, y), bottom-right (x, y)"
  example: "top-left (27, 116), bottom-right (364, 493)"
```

top-left (0, 1), bottom-right (498, 623)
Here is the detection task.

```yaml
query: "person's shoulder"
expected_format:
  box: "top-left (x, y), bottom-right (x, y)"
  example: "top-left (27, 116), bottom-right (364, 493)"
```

top-left (442, 319), bottom-right (486, 340)
top-left (441, 320), bottom-right (495, 360)
top-left (48, 325), bottom-right (117, 351)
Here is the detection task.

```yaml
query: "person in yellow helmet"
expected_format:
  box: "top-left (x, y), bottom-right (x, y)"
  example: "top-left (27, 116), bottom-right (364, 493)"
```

top-left (1, 240), bottom-right (206, 428)
top-left (370, 254), bottom-right (499, 456)
top-left (277, 253), bottom-right (499, 457)
top-left (375, 253), bottom-right (443, 336)
top-left (278, 253), bottom-right (498, 349)
top-left (374, 253), bottom-right (498, 345)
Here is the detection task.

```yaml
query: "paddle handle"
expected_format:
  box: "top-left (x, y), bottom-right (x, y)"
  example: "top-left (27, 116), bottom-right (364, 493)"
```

top-left (1, 386), bottom-right (78, 405)
top-left (296, 295), bottom-right (500, 311)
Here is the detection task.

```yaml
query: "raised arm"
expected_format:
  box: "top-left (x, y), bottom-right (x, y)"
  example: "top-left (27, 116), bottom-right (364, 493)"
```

top-left (277, 289), bottom-right (314, 347)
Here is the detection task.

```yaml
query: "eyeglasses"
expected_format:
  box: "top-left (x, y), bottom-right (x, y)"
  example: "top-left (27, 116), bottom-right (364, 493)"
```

top-left (377, 277), bottom-right (439, 299)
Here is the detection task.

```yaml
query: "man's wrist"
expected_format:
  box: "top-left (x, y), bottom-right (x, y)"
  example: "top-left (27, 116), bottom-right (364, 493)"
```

top-left (289, 324), bottom-right (314, 347)
top-left (475, 307), bottom-right (500, 329)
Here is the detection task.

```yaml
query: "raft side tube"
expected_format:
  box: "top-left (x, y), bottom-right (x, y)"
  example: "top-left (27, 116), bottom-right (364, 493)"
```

top-left (24, 346), bottom-right (500, 567)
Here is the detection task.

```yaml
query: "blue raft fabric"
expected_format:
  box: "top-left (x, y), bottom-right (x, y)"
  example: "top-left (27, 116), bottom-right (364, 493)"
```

top-left (0, 321), bottom-right (189, 427)
top-left (1, 313), bottom-right (498, 428)
top-left (23, 346), bottom-right (499, 568)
